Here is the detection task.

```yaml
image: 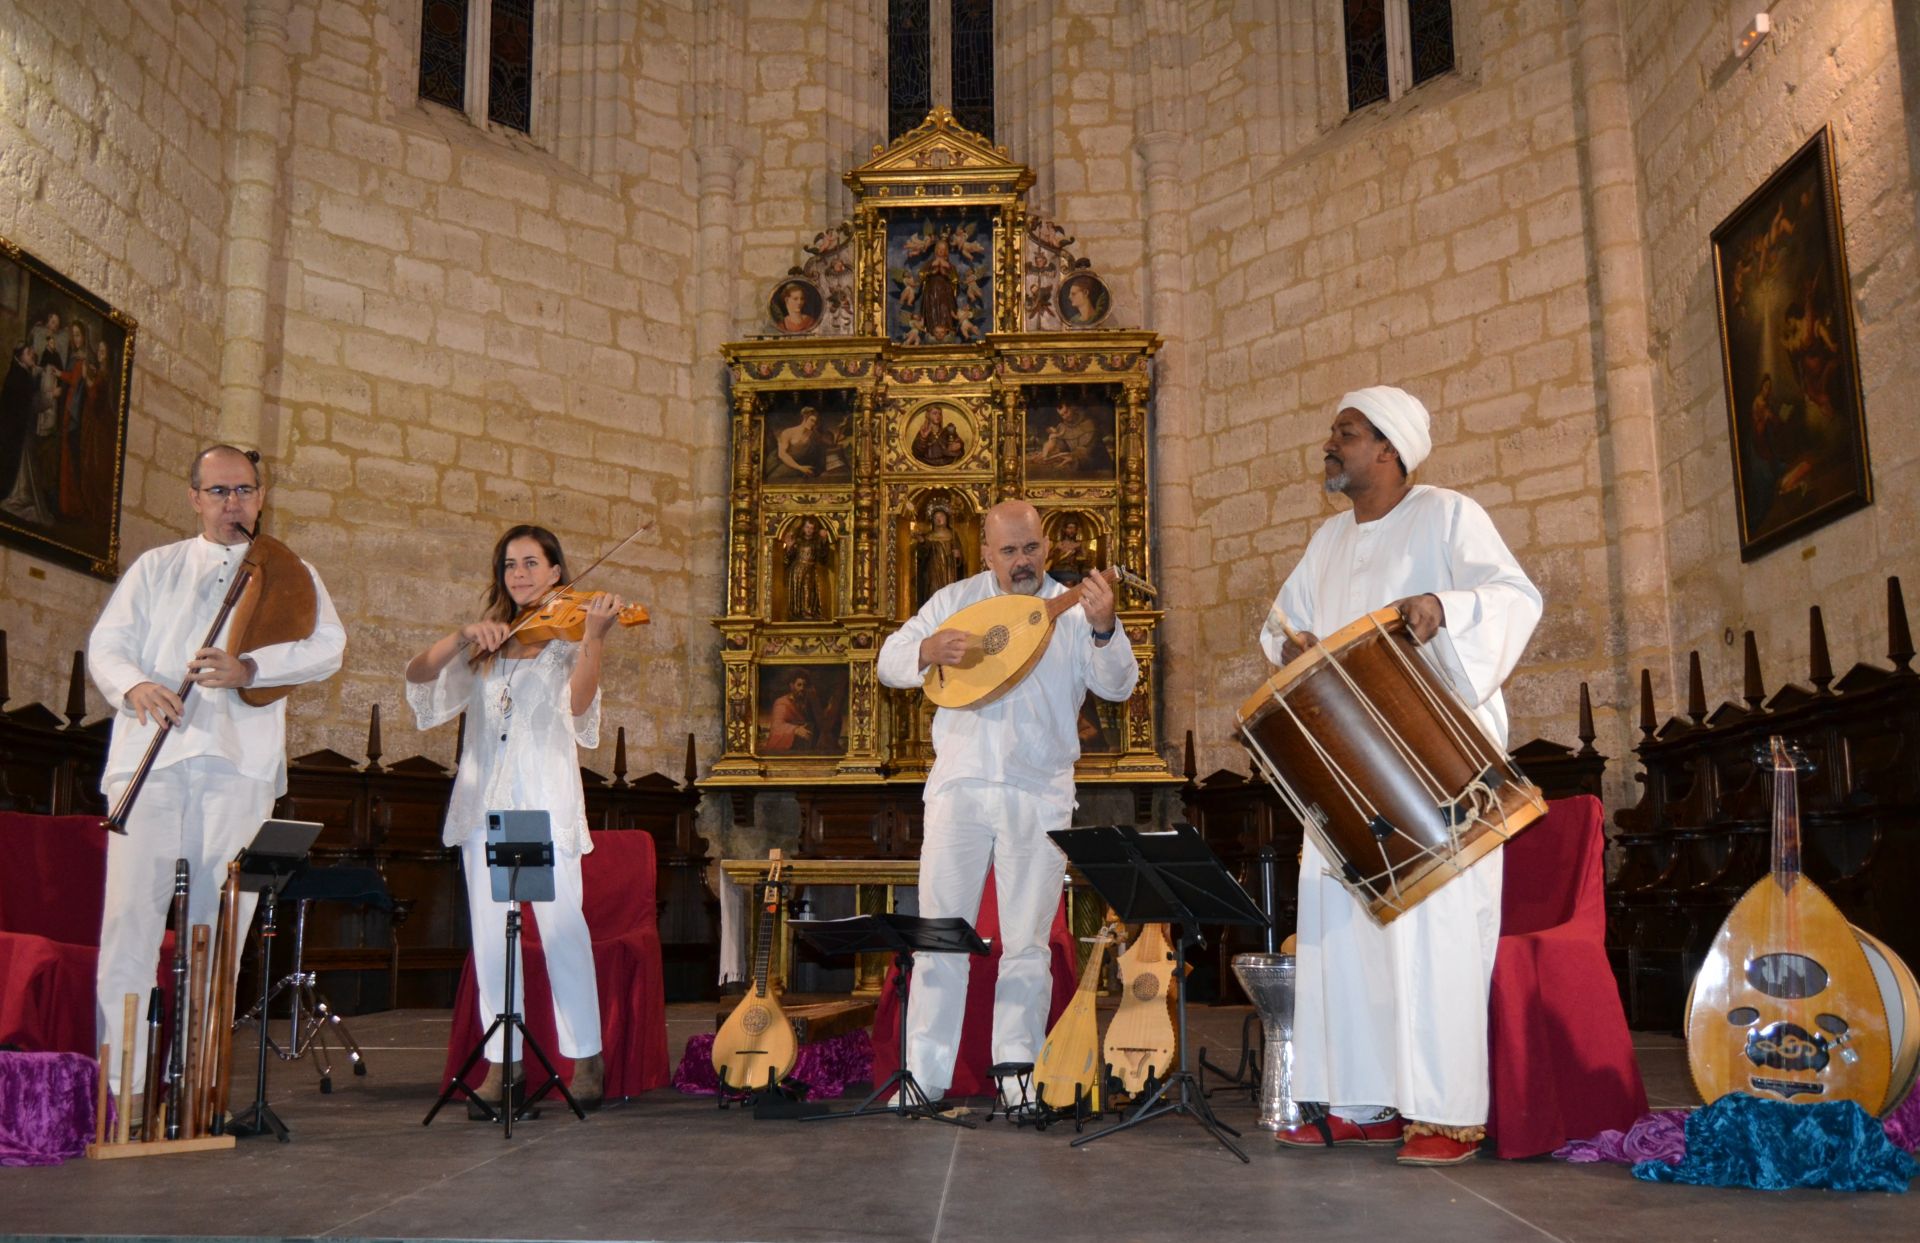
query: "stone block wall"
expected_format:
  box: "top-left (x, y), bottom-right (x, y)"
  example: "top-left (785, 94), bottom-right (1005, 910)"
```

top-left (1622, 0), bottom-right (1920, 701)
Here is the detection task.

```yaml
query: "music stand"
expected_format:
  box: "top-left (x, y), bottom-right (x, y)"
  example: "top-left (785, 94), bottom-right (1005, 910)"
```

top-left (1050, 823), bottom-right (1268, 1162)
top-left (789, 913), bottom-right (987, 1129)
top-left (422, 811), bottom-right (586, 1139)
top-left (228, 818), bottom-right (322, 1142)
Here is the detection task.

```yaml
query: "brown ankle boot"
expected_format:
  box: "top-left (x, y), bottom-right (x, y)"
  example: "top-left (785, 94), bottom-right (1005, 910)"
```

top-left (570, 1053), bottom-right (604, 1110)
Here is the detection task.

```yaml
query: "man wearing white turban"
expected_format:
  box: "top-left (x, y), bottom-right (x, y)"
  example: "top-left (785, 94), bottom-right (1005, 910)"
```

top-left (1256, 386), bottom-right (1542, 1165)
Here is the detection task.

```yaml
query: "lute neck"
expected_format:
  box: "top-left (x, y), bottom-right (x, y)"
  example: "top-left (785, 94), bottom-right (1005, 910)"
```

top-left (1041, 566), bottom-right (1120, 622)
top-left (1769, 737), bottom-right (1800, 891)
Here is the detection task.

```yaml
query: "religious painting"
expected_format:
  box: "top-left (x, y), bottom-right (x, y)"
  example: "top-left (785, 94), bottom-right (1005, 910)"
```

top-left (767, 277), bottom-right (824, 336)
top-left (902, 400), bottom-right (971, 468)
top-left (1044, 509), bottom-right (1101, 586)
top-left (886, 211), bottom-right (993, 345)
top-left (0, 236), bottom-right (134, 579)
top-left (1711, 126), bottom-right (1872, 562)
top-left (1024, 387), bottom-right (1117, 482)
top-left (762, 390), bottom-right (854, 484)
top-left (1057, 271), bottom-right (1112, 329)
top-left (1076, 691), bottom-right (1121, 755)
top-left (756, 663), bottom-right (848, 757)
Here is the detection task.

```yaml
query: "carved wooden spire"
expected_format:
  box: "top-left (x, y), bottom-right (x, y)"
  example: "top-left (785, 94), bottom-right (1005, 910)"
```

top-left (1638, 668), bottom-right (1656, 740)
top-left (0, 629), bottom-right (9, 709)
top-left (1576, 681), bottom-right (1597, 756)
top-left (1742, 631), bottom-right (1766, 709)
top-left (365, 703), bottom-right (383, 772)
top-left (683, 731), bottom-right (698, 787)
top-left (1686, 651), bottom-right (1706, 724)
top-left (64, 651), bottom-right (87, 728)
top-left (1808, 606), bottom-right (1833, 693)
top-left (613, 726), bottom-right (629, 788)
top-left (1888, 576), bottom-right (1913, 673)
top-left (1183, 728), bottom-right (1196, 782)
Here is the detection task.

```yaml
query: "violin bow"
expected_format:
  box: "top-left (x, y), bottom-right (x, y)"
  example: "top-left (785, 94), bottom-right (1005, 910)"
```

top-left (502, 518), bottom-right (655, 642)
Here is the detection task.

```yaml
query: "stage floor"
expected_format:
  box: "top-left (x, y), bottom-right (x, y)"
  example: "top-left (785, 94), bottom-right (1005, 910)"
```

top-left (3, 1004), bottom-right (1913, 1242)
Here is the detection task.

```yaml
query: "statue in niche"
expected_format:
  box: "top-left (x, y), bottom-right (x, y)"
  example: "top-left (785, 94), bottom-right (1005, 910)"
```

top-left (913, 500), bottom-right (965, 609)
top-left (1048, 515), bottom-right (1092, 586)
top-left (782, 515), bottom-right (832, 621)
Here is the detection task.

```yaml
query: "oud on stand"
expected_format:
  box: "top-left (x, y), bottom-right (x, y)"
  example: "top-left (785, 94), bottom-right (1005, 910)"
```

top-left (1029, 919), bottom-right (1123, 1131)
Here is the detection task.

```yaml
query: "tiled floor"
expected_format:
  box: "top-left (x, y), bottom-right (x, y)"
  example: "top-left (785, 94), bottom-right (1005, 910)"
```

top-left (3, 1004), bottom-right (1914, 1242)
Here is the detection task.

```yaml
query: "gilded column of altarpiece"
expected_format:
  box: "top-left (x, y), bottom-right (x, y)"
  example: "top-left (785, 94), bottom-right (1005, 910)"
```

top-left (706, 111), bottom-right (1177, 804)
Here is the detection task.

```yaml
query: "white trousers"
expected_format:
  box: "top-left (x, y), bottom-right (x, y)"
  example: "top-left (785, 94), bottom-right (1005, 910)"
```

top-left (906, 780), bottom-right (1066, 1098)
top-left (460, 832), bottom-right (602, 1063)
top-left (1291, 836), bottom-right (1503, 1127)
top-left (96, 758), bottom-right (272, 1093)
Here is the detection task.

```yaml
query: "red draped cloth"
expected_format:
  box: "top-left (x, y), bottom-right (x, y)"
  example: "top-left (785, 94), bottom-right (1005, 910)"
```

top-left (442, 829), bottom-right (670, 1099)
top-left (869, 869), bottom-right (1079, 1098)
top-left (0, 814), bottom-right (109, 1055)
top-left (1487, 795), bottom-right (1648, 1158)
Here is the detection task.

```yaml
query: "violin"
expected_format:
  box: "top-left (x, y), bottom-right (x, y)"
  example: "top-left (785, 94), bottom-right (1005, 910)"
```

top-left (509, 587), bottom-right (650, 644)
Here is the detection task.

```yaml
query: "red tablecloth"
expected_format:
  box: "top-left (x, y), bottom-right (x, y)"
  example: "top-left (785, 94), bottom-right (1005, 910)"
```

top-left (0, 814), bottom-right (108, 1055)
top-left (441, 828), bottom-right (670, 1099)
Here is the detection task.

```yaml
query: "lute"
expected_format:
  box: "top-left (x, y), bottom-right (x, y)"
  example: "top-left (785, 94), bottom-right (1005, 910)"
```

top-left (1033, 919), bottom-right (1122, 1115)
top-left (711, 851), bottom-right (800, 1093)
top-left (1685, 737), bottom-right (1920, 1114)
top-left (921, 564), bottom-right (1155, 709)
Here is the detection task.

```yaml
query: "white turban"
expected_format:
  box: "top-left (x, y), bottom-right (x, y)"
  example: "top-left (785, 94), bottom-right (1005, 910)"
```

top-left (1339, 385), bottom-right (1432, 473)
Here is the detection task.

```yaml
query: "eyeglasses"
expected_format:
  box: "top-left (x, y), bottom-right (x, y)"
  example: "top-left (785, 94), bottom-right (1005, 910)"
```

top-left (196, 485), bottom-right (259, 501)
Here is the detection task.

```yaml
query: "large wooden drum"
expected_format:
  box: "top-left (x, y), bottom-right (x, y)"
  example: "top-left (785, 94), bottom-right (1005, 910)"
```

top-left (1236, 607), bottom-right (1546, 924)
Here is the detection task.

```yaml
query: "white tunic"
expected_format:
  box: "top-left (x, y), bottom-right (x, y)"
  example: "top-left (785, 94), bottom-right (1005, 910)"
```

top-left (1259, 485), bottom-right (1542, 1125)
top-left (88, 535), bottom-right (347, 796)
top-left (405, 640), bottom-right (601, 857)
top-left (877, 569), bottom-right (1140, 809)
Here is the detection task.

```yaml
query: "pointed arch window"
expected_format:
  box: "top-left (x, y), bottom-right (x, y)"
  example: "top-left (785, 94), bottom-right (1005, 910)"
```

top-left (888, 0), bottom-right (994, 141)
top-left (417, 0), bottom-right (540, 135)
top-left (1343, 0), bottom-right (1453, 113)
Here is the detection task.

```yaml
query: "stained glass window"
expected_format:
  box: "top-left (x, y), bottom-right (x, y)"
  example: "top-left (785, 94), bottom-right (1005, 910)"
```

top-left (950, 0), bottom-right (994, 140)
top-left (1343, 0), bottom-right (1388, 111)
top-left (418, 0), bottom-right (468, 110)
top-left (1408, 0), bottom-right (1454, 87)
top-left (487, 0), bottom-right (534, 133)
top-left (888, 0), bottom-right (932, 141)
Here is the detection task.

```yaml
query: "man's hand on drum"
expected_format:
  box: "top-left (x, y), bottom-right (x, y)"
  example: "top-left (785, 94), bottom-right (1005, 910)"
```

top-left (1280, 631), bottom-right (1319, 663)
top-left (1393, 593), bottom-right (1446, 643)
top-left (919, 627), bottom-right (972, 669)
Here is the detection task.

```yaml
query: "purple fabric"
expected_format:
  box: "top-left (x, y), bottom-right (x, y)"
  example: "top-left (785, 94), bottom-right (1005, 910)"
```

top-left (0, 1051), bottom-right (105, 1167)
top-left (673, 1029), bottom-right (874, 1100)
top-left (1556, 1096), bottom-right (1920, 1165)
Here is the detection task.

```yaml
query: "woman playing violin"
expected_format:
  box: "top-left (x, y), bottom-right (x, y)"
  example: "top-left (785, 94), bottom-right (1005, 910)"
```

top-left (404, 524), bottom-right (627, 1112)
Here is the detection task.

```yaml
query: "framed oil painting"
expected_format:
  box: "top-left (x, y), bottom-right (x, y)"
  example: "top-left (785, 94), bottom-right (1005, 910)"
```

top-left (1711, 126), bottom-right (1871, 562)
top-left (1024, 386), bottom-right (1117, 482)
top-left (762, 389), bottom-right (854, 485)
top-left (0, 237), bottom-right (135, 578)
top-left (756, 663), bottom-right (848, 757)
top-left (885, 211), bottom-right (993, 345)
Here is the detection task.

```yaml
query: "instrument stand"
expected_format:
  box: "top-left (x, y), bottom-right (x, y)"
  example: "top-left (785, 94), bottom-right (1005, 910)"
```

top-left (1199, 1012), bottom-right (1263, 1101)
top-left (423, 828), bottom-right (586, 1139)
top-left (789, 913), bottom-right (988, 1129)
top-left (1050, 824), bottom-right (1270, 1164)
top-left (228, 821), bottom-right (322, 1142)
top-left (239, 865), bottom-right (391, 1093)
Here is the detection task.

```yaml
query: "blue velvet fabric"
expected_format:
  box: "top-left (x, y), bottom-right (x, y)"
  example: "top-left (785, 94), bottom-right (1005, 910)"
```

top-left (1633, 1093), bottom-right (1916, 1193)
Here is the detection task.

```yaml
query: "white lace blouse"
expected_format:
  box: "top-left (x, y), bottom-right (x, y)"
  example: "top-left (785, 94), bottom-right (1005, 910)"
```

top-left (405, 639), bottom-right (601, 857)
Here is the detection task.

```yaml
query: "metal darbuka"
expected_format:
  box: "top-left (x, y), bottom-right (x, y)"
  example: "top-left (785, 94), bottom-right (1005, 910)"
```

top-left (1232, 952), bottom-right (1303, 1131)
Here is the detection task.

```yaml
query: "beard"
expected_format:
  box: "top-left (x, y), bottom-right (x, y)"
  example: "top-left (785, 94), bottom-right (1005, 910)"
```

top-left (1008, 566), bottom-right (1042, 594)
top-left (1324, 471), bottom-right (1351, 495)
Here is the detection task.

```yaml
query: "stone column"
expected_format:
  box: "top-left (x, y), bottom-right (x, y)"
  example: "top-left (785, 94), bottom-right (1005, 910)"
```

top-left (1570, 0), bottom-right (1675, 772)
top-left (216, 0), bottom-right (292, 453)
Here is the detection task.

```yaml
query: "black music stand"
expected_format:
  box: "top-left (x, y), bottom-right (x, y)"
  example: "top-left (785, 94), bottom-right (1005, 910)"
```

top-left (789, 913), bottom-right (988, 1129)
top-left (1201, 844), bottom-right (1282, 1100)
top-left (1050, 823), bottom-right (1268, 1162)
top-left (422, 817), bottom-right (586, 1139)
top-left (228, 819), bottom-right (323, 1142)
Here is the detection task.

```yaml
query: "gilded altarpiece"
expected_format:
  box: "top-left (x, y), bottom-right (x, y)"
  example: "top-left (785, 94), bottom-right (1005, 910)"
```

top-left (707, 111), bottom-right (1176, 814)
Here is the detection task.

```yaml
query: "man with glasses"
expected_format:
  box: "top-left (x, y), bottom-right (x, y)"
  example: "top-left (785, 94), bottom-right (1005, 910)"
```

top-left (87, 444), bottom-right (346, 1106)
